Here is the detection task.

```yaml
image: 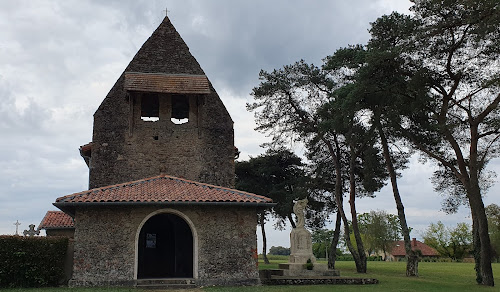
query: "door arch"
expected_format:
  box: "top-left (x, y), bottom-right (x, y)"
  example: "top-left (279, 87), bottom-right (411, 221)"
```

top-left (136, 211), bottom-right (195, 279)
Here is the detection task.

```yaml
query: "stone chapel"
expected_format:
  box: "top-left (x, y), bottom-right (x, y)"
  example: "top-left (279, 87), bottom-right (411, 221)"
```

top-left (53, 16), bottom-right (273, 287)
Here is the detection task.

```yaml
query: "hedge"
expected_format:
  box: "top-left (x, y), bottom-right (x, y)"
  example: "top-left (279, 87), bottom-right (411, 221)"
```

top-left (0, 235), bottom-right (68, 288)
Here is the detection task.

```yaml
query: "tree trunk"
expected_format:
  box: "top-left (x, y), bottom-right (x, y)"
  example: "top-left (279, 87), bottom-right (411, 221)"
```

top-left (259, 213), bottom-right (270, 264)
top-left (322, 137), bottom-right (364, 272)
top-left (349, 151), bottom-right (367, 273)
top-left (468, 180), bottom-right (494, 286)
top-left (328, 209), bottom-right (342, 269)
top-left (467, 125), bottom-right (494, 286)
top-left (375, 116), bottom-right (418, 276)
top-left (288, 213), bottom-right (297, 229)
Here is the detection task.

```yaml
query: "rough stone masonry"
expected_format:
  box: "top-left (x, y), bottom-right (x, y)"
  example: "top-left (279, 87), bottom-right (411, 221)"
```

top-left (53, 15), bottom-right (273, 287)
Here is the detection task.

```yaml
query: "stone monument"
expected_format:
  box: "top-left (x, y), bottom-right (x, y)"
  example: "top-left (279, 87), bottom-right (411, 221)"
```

top-left (289, 198), bottom-right (316, 264)
top-left (277, 198), bottom-right (338, 277)
top-left (23, 224), bottom-right (40, 237)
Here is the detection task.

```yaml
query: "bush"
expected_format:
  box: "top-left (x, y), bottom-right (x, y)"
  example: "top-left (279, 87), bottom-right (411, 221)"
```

top-left (368, 255), bottom-right (383, 261)
top-left (0, 236), bottom-right (68, 288)
top-left (335, 254), bottom-right (354, 261)
top-left (269, 246), bottom-right (291, 256)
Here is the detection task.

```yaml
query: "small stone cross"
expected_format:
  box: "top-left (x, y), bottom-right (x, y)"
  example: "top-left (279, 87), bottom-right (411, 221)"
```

top-left (13, 220), bottom-right (21, 235)
top-left (23, 224), bottom-right (40, 237)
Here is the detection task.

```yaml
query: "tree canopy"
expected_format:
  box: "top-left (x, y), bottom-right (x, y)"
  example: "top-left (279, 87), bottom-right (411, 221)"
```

top-left (247, 0), bottom-right (499, 284)
top-left (422, 221), bottom-right (473, 261)
top-left (365, 0), bottom-right (500, 285)
top-left (357, 211), bottom-right (402, 260)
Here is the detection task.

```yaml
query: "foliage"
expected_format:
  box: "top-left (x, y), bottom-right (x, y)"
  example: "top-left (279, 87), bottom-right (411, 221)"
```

top-left (357, 211), bottom-right (402, 259)
top-left (486, 203), bottom-right (500, 262)
top-left (0, 236), bottom-right (68, 288)
top-left (249, 49), bottom-right (390, 274)
top-left (311, 229), bottom-right (342, 259)
top-left (249, 0), bottom-right (499, 283)
top-left (305, 259), bottom-right (314, 270)
top-left (421, 221), bottom-right (473, 261)
top-left (323, 38), bottom-right (418, 276)
top-left (366, 0), bottom-right (500, 285)
top-left (236, 148), bottom-right (321, 229)
top-left (268, 246), bottom-right (290, 256)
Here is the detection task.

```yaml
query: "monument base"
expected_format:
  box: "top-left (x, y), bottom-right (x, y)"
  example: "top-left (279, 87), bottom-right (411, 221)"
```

top-left (278, 263), bottom-right (339, 277)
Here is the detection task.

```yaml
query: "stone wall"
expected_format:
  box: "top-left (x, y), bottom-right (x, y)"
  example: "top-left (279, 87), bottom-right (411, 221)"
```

top-left (87, 16), bottom-right (235, 190)
top-left (89, 78), bottom-right (234, 190)
top-left (45, 229), bottom-right (75, 238)
top-left (69, 205), bottom-right (259, 287)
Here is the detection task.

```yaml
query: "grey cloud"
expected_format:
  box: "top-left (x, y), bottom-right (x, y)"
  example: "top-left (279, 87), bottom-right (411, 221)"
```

top-left (3, 0), bottom-right (493, 244)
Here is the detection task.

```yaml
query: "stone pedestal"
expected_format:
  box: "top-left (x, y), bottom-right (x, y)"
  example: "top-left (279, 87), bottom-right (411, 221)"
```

top-left (289, 227), bottom-right (316, 264)
top-left (269, 198), bottom-right (340, 278)
top-left (278, 226), bottom-right (340, 277)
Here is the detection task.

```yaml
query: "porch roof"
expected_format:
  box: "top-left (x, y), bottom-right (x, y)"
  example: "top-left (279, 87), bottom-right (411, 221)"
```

top-left (54, 174), bottom-right (274, 216)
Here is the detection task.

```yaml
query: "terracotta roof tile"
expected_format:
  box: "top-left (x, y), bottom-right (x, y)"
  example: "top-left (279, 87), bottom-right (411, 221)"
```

top-left (38, 211), bottom-right (74, 230)
top-left (390, 238), bottom-right (440, 257)
top-left (55, 174), bottom-right (273, 205)
top-left (124, 72), bottom-right (210, 94)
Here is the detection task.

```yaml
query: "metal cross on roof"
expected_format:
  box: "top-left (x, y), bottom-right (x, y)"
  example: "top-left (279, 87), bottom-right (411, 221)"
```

top-left (23, 224), bottom-right (40, 237)
top-left (13, 220), bottom-right (21, 235)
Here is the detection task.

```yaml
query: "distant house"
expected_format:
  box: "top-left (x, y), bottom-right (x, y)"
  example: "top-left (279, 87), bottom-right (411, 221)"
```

top-left (38, 211), bottom-right (75, 238)
top-left (388, 238), bottom-right (440, 261)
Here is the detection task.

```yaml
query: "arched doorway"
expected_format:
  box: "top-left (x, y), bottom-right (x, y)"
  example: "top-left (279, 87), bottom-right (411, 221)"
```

top-left (137, 213), bottom-right (193, 278)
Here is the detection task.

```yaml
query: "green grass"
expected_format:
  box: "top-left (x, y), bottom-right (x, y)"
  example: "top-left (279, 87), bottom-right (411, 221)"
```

top-left (206, 261), bottom-right (500, 292)
top-left (2, 261), bottom-right (500, 292)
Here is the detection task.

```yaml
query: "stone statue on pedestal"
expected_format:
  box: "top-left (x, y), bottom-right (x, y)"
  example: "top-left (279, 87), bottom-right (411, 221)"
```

top-left (289, 198), bottom-right (316, 264)
top-left (275, 198), bottom-right (340, 277)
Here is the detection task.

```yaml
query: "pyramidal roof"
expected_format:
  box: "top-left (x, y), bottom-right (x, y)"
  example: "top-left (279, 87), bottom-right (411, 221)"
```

top-left (124, 16), bottom-right (205, 75)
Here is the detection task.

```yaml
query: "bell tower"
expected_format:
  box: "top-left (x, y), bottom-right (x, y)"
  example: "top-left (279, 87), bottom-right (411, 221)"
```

top-left (80, 17), bottom-right (235, 189)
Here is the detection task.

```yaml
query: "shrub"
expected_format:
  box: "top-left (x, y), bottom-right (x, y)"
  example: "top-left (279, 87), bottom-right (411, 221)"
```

top-left (367, 255), bottom-right (383, 261)
top-left (305, 259), bottom-right (314, 270)
top-left (0, 236), bottom-right (68, 288)
top-left (269, 246), bottom-right (291, 256)
top-left (336, 254), bottom-right (354, 261)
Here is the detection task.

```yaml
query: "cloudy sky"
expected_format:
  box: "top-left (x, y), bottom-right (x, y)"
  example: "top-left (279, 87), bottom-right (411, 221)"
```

top-left (1, 1), bottom-right (498, 250)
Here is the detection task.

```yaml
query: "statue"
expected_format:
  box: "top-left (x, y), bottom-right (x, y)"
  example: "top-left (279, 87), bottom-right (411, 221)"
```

top-left (293, 198), bottom-right (308, 228)
top-left (276, 197), bottom-right (338, 276)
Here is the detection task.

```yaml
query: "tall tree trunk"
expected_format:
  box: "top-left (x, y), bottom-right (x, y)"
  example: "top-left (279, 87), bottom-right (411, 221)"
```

top-left (288, 214), bottom-right (297, 229)
top-left (323, 137), bottom-right (364, 272)
top-left (349, 150), bottom-right (367, 273)
top-left (329, 208), bottom-right (342, 269)
top-left (375, 115), bottom-right (418, 276)
top-left (259, 212), bottom-right (270, 264)
top-left (467, 124), bottom-right (494, 286)
top-left (468, 180), bottom-right (494, 286)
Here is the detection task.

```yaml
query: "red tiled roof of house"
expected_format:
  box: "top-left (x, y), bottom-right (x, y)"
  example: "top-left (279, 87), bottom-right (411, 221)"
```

top-left (38, 211), bottom-right (74, 230)
top-left (124, 72), bottom-right (211, 94)
top-left (55, 174), bottom-right (273, 205)
top-left (390, 238), bottom-right (439, 257)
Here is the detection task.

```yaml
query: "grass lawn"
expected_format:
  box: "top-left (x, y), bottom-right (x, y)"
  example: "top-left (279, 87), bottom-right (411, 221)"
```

top-left (2, 261), bottom-right (499, 292)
